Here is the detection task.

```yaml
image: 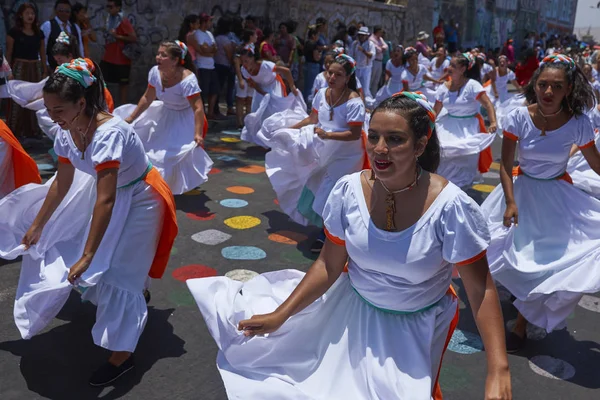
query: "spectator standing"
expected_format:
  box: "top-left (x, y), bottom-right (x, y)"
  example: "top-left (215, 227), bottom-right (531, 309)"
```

top-left (191, 13), bottom-right (222, 120)
top-left (351, 26), bottom-right (376, 99)
top-left (259, 27), bottom-right (280, 63)
top-left (178, 15), bottom-right (201, 62)
top-left (214, 17), bottom-right (236, 116)
top-left (444, 19), bottom-right (458, 54)
top-left (501, 38), bottom-right (515, 65)
top-left (5, 2), bottom-right (47, 140)
top-left (101, 0), bottom-right (137, 106)
top-left (71, 2), bottom-right (96, 58)
top-left (369, 26), bottom-right (388, 97)
top-left (244, 16), bottom-right (263, 44)
top-left (315, 18), bottom-right (329, 64)
top-left (433, 18), bottom-right (445, 50)
top-left (275, 21), bottom-right (296, 68)
top-left (41, 0), bottom-right (84, 71)
top-left (415, 31), bottom-right (431, 58)
top-left (332, 23), bottom-right (350, 48)
top-left (302, 28), bottom-right (322, 103)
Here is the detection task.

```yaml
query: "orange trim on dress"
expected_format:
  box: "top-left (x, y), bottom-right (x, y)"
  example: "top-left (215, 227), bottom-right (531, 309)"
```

top-left (456, 250), bottom-right (487, 266)
top-left (104, 87), bottom-right (115, 113)
top-left (503, 131), bottom-right (518, 141)
top-left (324, 227), bottom-right (345, 246)
top-left (58, 156), bottom-right (72, 164)
top-left (475, 113), bottom-right (493, 173)
top-left (512, 166), bottom-right (573, 184)
top-left (95, 161), bottom-right (121, 172)
top-left (186, 92), bottom-right (201, 100)
top-left (482, 79), bottom-right (491, 88)
top-left (148, 83), bottom-right (155, 89)
top-left (475, 91), bottom-right (485, 100)
top-left (0, 120), bottom-right (42, 188)
top-left (347, 121), bottom-right (363, 126)
top-left (144, 167), bottom-right (178, 279)
top-left (432, 285), bottom-right (459, 400)
top-left (312, 108), bottom-right (318, 115)
top-left (579, 140), bottom-right (595, 150)
top-left (361, 130), bottom-right (371, 170)
top-left (275, 74), bottom-right (288, 97)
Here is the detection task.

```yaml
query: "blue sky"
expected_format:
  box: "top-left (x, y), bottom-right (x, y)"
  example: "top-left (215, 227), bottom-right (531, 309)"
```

top-left (575, 0), bottom-right (600, 28)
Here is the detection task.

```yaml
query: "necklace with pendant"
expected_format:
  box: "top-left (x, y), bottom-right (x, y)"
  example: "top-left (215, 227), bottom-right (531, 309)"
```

top-left (161, 70), bottom-right (177, 92)
top-left (78, 112), bottom-right (96, 160)
top-left (369, 167), bottom-right (422, 232)
top-left (328, 88), bottom-right (348, 121)
top-left (536, 106), bottom-right (563, 136)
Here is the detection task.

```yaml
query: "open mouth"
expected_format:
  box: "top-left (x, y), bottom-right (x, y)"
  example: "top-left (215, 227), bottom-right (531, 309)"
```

top-left (542, 98), bottom-right (553, 104)
top-left (374, 160), bottom-right (392, 170)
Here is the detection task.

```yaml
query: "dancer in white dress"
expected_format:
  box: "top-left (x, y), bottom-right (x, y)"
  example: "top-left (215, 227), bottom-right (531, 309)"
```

top-left (373, 45), bottom-right (404, 107)
top-left (425, 46), bottom-right (450, 92)
top-left (234, 30), bottom-right (257, 129)
top-left (238, 46), bottom-right (299, 147)
top-left (115, 41), bottom-right (213, 195)
top-left (481, 54), bottom-right (600, 352)
top-left (489, 56), bottom-right (525, 131)
top-left (0, 58), bottom-right (178, 385)
top-left (401, 47), bottom-right (441, 103)
top-left (350, 27), bottom-right (376, 101)
top-left (0, 119), bottom-right (41, 198)
top-left (186, 92), bottom-right (512, 400)
top-left (434, 53), bottom-right (497, 188)
top-left (260, 54), bottom-right (367, 252)
top-left (310, 51), bottom-right (365, 105)
top-left (477, 53), bottom-right (497, 99)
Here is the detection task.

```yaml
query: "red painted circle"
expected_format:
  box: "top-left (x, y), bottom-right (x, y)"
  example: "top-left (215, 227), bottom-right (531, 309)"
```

top-left (186, 211), bottom-right (216, 221)
top-left (209, 168), bottom-right (222, 175)
top-left (274, 199), bottom-right (279, 205)
top-left (172, 264), bottom-right (217, 282)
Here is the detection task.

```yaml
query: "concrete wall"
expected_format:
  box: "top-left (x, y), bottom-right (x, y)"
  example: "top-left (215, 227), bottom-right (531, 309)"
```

top-left (2, 0), bottom-right (434, 101)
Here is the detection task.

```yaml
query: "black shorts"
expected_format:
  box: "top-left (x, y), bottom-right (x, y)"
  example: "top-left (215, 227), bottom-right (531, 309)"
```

top-left (197, 68), bottom-right (220, 97)
top-left (100, 61), bottom-right (131, 85)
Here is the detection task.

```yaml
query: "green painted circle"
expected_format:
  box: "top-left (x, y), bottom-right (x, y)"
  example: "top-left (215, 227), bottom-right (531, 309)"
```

top-left (168, 290), bottom-right (196, 307)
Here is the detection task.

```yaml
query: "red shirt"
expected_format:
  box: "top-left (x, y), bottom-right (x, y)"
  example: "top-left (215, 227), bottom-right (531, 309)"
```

top-left (515, 56), bottom-right (539, 86)
top-left (433, 26), bottom-right (444, 42)
top-left (102, 18), bottom-right (134, 66)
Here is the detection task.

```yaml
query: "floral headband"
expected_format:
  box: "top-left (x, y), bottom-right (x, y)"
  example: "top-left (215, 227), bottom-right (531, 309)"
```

top-left (476, 53), bottom-right (486, 62)
top-left (174, 40), bottom-right (188, 64)
top-left (461, 52), bottom-right (475, 70)
top-left (333, 47), bottom-right (345, 55)
top-left (404, 46), bottom-right (417, 55)
top-left (243, 43), bottom-right (255, 54)
top-left (334, 40), bottom-right (345, 47)
top-left (392, 91), bottom-right (436, 139)
top-left (498, 55), bottom-right (508, 62)
top-left (56, 58), bottom-right (97, 88)
top-left (335, 54), bottom-right (356, 75)
top-left (540, 54), bottom-right (576, 71)
top-left (56, 31), bottom-right (70, 45)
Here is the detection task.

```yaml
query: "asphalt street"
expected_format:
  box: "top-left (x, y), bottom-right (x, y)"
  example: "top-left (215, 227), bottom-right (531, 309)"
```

top-left (1, 119), bottom-right (599, 400)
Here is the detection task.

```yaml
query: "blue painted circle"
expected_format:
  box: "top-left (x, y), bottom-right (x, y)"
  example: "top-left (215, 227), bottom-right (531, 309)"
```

top-left (219, 199), bottom-right (248, 208)
top-left (447, 329), bottom-right (484, 354)
top-left (37, 163), bottom-right (55, 171)
top-left (221, 246), bottom-right (266, 260)
top-left (218, 155), bottom-right (238, 162)
top-left (222, 129), bottom-right (242, 136)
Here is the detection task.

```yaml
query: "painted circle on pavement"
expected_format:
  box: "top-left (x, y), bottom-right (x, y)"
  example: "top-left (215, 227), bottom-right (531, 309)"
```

top-left (222, 129), bottom-right (242, 136)
top-left (472, 184), bottom-right (496, 193)
top-left (186, 210), bottom-right (216, 221)
top-left (220, 199), bottom-right (249, 208)
top-left (237, 165), bottom-right (266, 174)
top-left (226, 186), bottom-right (255, 194)
top-left (183, 188), bottom-right (204, 196)
top-left (168, 290), bottom-right (196, 306)
top-left (268, 231), bottom-right (308, 245)
top-left (170, 247), bottom-right (178, 256)
top-left (490, 161), bottom-right (500, 170)
top-left (578, 294), bottom-right (600, 313)
top-left (224, 216), bottom-right (261, 229)
top-left (225, 269), bottom-right (259, 282)
top-left (221, 246), bottom-right (267, 260)
top-left (37, 163), bottom-right (55, 171)
top-left (172, 264), bottom-right (217, 282)
top-left (191, 229), bottom-right (232, 245)
top-left (529, 355), bottom-right (575, 380)
top-left (208, 168), bottom-right (222, 175)
top-left (221, 137), bottom-right (241, 143)
top-left (506, 319), bottom-right (547, 341)
top-left (448, 329), bottom-right (484, 354)
top-left (217, 155), bottom-right (237, 162)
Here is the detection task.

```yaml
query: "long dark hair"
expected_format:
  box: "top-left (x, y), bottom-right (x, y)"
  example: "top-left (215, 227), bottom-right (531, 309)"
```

top-left (371, 96), bottom-right (440, 173)
top-left (52, 33), bottom-right (80, 59)
top-left (332, 56), bottom-right (358, 92)
top-left (160, 41), bottom-right (196, 73)
top-left (43, 59), bottom-right (107, 117)
top-left (178, 14), bottom-right (199, 43)
top-left (454, 55), bottom-right (481, 82)
top-left (402, 48), bottom-right (418, 65)
top-left (70, 2), bottom-right (85, 24)
top-left (15, 3), bottom-right (41, 36)
top-left (524, 62), bottom-right (594, 116)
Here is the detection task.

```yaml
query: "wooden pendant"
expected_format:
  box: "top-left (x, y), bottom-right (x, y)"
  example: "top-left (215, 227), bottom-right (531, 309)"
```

top-left (385, 193), bottom-right (396, 231)
top-left (329, 108), bottom-right (334, 121)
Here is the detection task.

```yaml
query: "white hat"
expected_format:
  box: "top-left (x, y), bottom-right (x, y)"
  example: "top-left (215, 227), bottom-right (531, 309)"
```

top-left (357, 26), bottom-right (370, 36)
top-left (416, 31), bottom-right (429, 41)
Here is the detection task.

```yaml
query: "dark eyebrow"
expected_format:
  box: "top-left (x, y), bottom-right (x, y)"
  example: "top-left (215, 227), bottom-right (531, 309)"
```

top-left (367, 129), bottom-right (410, 135)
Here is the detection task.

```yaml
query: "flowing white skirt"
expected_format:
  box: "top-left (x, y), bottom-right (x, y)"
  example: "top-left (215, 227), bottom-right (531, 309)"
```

top-left (436, 114), bottom-right (495, 188)
top-left (242, 92), bottom-right (306, 148)
top-left (0, 136), bottom-right (15, 198)
top-left (187, 270), bottom-right (457, 400)
top-left (481, 175), bottom-right (600, 331)
top-left (568, 137), bottom-right (600, 197)
top-left (114, 101), bottom-right (213, 195)
top-left (260, 112), bottom-right (364, 226)
top-left (495, 94), bottom-right (526, 132)
top-left (7, 77), bottom-right (47, 111)
top-left (372, 80), bottom-right (403, 109)
top-left (0, 171), bottom-right (164, 351)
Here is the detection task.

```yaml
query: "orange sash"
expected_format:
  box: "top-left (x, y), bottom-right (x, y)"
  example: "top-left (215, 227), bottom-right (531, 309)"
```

top-left (0, 120), bottom-right (41, 188)
top-left (143, 167), bottom-right (178, 278)
top-left (512, 166), bottom-right (573, 184)
top-left (432, 285), bottom-right (460, 400)
top-left (475, 114), bottom-right (493, 173)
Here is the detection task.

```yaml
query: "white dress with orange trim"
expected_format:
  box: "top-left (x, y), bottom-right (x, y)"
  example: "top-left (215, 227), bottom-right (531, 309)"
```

top-left (372, 60), bottom-right (404, 108)
top-left (424, 57), bottom-right (449, 95)
top-left (482, 107), bottom-right (600, 332)
top-left (309, 71), bottom-right (364, 104)
top-left (435, 79), bottom-right (495, 188)
top-left (484, 69), bottom-right (526, 131)
top-left (0, 120), bottom-right (42, 198)
top-left (241, 60), bottom-right (302, 147)
top-left (0, 116), bottom-right (178, 352)
top-left (259, 88), bottom-right (366, 227)
top-left (114, 66), bottom-right (213, 194)
top-left (186, 171), bottom-right (490, 400)
top-left (568, 125), bottom-right (600, 197)
top-left (401, 64), bottom-right (437, 104)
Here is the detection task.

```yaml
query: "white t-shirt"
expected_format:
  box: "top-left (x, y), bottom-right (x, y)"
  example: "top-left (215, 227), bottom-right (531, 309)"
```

top-left (194, 30), bottom-right (216, 70)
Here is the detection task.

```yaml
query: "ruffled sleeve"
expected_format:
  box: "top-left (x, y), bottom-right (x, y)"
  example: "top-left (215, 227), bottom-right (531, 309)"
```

top-left (346, 97), bottom-right (366, 126)
top-left (438, 190), bottom-right (490, 265)
top-left (507, 70), bottom-right (516, 81)
top-left (385, 60), bottom-right (393, 73)
top-left (434, 84), bottom-right (447, 104)
top-left (89, 129), bottom-right (125, 172)
top-left (502, 108), bottom-right (522, 141)
top-left (575, 114), bottom-right (596, 149)
top-left (53, 130), bottom-right (72, 164)
top-left (312, 88), bottom-right (324, 115)
top-left (469, 79), bottom-right (485, 100)
top-left (181, 74), bottom-right (202, 99)
top-left (147, 66), bottom-right (160, 89)
top-left (322, 175), bottom-right (352, 245)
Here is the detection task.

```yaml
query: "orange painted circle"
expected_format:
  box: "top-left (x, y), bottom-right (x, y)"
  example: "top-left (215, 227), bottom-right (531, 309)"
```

top-left (207, 146), bottom-right (232, 153)
top-left (268, 231), bottom-right (308, 245)
top-left (226, 186), bottom-right (255, 194)
top-left (237, 165), bottom-right (266, 174)
top-left (208, 168), bottom-right (222, 175)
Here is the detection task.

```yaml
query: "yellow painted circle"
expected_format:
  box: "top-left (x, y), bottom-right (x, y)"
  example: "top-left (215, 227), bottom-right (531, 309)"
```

top-left (224, 216), bottom-right (261, 229)
top-left (183, 188), bottom-right (204, 196)
top-left (489, 162), bottom-right (500, 171)
top-left (221, 137), bottom-right (241, 143)
top-left (472, 184), bottom-right (496, 193)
